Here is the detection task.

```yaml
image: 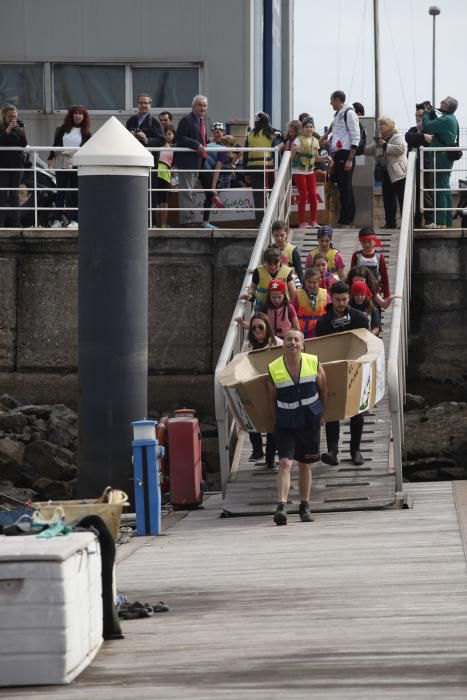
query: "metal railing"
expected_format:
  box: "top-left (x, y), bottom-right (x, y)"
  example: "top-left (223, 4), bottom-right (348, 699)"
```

top-left (419, 145), bottom-right (467, 225)
top-left (0, 146), bottom-right (281, 229)
top-left (387, 150), bottom-right (416, 491)
top-left (213, 151), bottom-right (292, 493)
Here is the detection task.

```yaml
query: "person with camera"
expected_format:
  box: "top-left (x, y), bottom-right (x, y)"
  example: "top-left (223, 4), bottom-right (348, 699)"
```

top-left (405, 106), bottom-right (435, 228)
top-left (0, 103), bottom-right (28, 228)
top-left (420, 97), bottom-right (459, 228)
top-left (126, 94), bottom-right (166, 227)
top-left (315, 281), bottom-right (369, 467)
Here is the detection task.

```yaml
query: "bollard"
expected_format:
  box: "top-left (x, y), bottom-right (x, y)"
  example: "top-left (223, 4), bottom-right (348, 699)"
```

top-left (131, 420), bottom-right (164, 536)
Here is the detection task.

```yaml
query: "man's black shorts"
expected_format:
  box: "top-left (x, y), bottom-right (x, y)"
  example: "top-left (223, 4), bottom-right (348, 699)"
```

top-left (275, 418), bottom-right (321, 464)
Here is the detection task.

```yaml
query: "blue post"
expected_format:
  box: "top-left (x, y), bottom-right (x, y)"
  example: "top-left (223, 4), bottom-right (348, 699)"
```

top-left (131, 420), bottom-right (163, 535)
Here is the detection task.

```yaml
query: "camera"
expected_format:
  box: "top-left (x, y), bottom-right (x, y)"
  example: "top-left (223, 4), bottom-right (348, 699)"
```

top-left (415, 101), bottom-right (433, 112)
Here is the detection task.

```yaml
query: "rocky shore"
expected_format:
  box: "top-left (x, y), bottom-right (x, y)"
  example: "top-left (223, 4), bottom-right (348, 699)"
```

top-left (403, 394), bottom-right (467, 481)
top-left (0, 394), bottom-right (220, 508)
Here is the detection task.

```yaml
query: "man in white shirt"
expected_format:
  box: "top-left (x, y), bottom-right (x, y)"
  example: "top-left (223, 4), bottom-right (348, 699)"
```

top-left (322, 90), bottom-right (361, 226)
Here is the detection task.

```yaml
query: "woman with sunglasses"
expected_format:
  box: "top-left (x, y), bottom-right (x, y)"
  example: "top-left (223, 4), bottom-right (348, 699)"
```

top-left (236, 312), bottom-right (282, 467)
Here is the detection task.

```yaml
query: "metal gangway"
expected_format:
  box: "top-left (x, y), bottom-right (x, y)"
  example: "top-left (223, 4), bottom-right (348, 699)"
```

top-left (214, 150), bottom-right (417, 516)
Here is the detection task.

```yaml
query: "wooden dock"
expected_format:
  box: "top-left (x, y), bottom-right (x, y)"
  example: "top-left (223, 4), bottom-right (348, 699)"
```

top-left (8, 481), bottom-right (467, 699)
top-left (223, 226), bottom-right (398, 516)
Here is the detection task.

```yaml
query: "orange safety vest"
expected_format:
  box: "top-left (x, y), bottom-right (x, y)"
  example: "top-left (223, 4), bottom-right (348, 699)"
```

top-left (295, 287), bottom-right (327, 338)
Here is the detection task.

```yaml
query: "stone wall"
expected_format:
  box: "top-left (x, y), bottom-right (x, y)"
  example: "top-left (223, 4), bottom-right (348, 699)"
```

top-left (0, 230), bottom-right (256, 415)
top-left (409, 232), bottom-right (467, 401)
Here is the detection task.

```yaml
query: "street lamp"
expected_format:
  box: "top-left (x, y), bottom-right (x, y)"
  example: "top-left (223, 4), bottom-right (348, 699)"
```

top-left (429, 6), bottom-right (441, 106)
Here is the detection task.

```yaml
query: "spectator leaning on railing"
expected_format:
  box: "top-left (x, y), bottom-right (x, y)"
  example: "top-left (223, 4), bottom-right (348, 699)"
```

top-left (420, 96), bottom-right (459, 229)
top-left (0, 103), bottom-right (27, 228)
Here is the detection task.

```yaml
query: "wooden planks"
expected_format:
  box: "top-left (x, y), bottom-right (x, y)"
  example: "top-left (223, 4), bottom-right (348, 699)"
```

top-left (223, 226), bottom-right (399, 516)
top-left (10, 482), bottom-right (467, 699)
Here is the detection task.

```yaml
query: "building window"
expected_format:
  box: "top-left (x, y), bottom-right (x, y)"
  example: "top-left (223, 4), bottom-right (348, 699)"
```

top-left (0, 64), bottom-right (44, 110)
top-left (53, 64), bottom-right (125, 111)
top-left (132, 66), bottom-right (199, 109)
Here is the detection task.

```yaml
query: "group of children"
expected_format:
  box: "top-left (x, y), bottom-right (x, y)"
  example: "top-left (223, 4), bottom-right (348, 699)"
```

top-left (239, 219), bottom-right (393, 342)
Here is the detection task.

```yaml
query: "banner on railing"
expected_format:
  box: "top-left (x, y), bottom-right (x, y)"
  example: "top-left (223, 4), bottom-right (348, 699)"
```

top-left (191, 189), bottom-right (256, 223)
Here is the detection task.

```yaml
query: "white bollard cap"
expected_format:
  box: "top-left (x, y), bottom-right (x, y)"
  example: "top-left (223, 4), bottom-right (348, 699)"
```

top-left (73, 116), bottom-right (153, 176)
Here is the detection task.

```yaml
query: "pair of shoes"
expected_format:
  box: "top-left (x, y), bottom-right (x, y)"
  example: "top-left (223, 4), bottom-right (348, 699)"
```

top-left (159, 224), bottom-right (171, 228)
top-left (273, 503), bottom-right (287, 526)
top-left (321, 451), bottom-right (339, 466)
top-left (249, 451), bottom-right (264, 462)
top-left (118, 601), bottom-right (154, 619)
top-left (437, 224), bottom-right (447, 229)
top-left (50, 219), bottom-right (63, 229)
top-left (297, 221), bottom-right (310, 229)
top-left (299, 502), bottom-right (314, 522)
top-left (266, 461), bottom-right (276, 470)
top-left (351, 450), bottom-right (365, 466)
top-left (201, 222), bottom-right (217, 229)
top-left (424, 222), bottom-right (437, 229)
top-left (309, 221), bottom-right (319, 228)
top-left (66, 220), bottom-right (79, 229)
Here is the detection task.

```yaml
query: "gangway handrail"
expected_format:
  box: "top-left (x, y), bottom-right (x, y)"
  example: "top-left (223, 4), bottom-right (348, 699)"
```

top-left (214, 151), bottom-right (292, 492)
top-left (387, 150), bottom-right (417, 491)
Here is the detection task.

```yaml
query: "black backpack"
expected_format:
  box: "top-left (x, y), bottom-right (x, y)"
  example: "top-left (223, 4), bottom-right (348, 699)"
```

top-left (343, 108), bottom-right (367, 156)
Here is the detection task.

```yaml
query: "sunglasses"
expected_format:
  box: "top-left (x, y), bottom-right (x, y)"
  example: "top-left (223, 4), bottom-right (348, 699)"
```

top-left (251, 325), bottom-right (266, 331)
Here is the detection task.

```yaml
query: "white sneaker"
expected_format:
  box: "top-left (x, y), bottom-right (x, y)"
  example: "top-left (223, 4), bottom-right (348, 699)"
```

top-left (50, 219), bottom-right (62, 228)
top-left (424, 222), bottom-right (437, 229)
top-left (66, 221), bottom-right (79, 229)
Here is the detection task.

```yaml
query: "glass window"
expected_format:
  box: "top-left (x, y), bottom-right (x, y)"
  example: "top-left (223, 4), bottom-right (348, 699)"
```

top-left (53, 64), bottom-right (125, 110)
top-left (132, 67), bottom-right (199, 109)
top-left (0, 64), bottom-right (44, 110)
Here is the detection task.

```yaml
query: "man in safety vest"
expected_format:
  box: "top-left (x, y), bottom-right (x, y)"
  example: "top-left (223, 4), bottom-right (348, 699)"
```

top-left (267, 329), bottom-right (328, 526)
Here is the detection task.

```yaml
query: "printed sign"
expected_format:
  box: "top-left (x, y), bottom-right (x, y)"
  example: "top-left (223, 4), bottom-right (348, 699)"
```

top-left (290, 184), bottom-right (325, 212)
top-left (192, 189), bottom-right (255, 222)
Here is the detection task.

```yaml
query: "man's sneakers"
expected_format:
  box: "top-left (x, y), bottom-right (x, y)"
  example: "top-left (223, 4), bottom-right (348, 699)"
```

top-left (299, 501), bottom-right (313, 522)
top-left (249, 451), bottom-right (264, 462)
top-left (321, 450), bottom-right (339, 466)
top-left (273, 502), bottom-right (287, 526)
top-left (273, 502), bottom-right (313, 525)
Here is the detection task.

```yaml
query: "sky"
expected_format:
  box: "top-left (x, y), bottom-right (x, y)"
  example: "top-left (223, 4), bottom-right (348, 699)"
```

top-left (293, 0), bottom-right (467, 133)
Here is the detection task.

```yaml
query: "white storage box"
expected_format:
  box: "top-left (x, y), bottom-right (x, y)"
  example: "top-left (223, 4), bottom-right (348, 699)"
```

top-left (0, 532), bottom-right (103, 686)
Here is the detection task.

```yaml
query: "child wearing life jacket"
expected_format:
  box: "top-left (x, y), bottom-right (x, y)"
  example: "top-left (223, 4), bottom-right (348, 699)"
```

top-left (346, 265), bottom-right (392, 310)
top-left (258, 278), bottom-right (300, 339)
top-left (349, 280), bottom-right (381, 336)
top-left (311, 252), bottom-right (336, 292)
top-left (292, 267), bottom-right (329, 338)
top-left (241, 246), bottom-right (296, 310)
top-left (271, 219), bottom-right (303, 285)
top-left (291, 117), bottom-right (331, 229)
top-left (350, 226), bottom-right (390, 300)
top-left (305, 225), bottom-right (346, 281)
top-left (154, 125), bottom-right (176, 228)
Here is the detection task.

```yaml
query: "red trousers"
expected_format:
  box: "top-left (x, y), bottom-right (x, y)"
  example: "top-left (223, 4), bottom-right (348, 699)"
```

top-left (293, 172), bottom-right (317, 223)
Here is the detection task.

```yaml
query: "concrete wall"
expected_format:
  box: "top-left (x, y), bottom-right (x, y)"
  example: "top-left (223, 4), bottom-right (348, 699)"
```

top-left (0, 230), bottom-right (255, 414)
top-left (409, 233), bottom-right (467, 400)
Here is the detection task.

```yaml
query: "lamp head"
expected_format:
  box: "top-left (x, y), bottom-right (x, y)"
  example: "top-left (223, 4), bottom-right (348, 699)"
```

top-left (428, 6), bottom-right (441, 16)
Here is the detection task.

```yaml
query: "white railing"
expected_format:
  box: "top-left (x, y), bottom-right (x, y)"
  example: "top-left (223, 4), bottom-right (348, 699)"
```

top-left (213, 151), bottom-right (292, 493)
top-left (419, 146), bottom-right (467, 225)
top-left (387, 150), bottom-right (416, 491)
top-left (0, 146), bottom-right (281, 229)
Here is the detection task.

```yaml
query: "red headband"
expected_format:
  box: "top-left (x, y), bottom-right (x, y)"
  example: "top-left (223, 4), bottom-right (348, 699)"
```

top-left (359, 234), bottom-right (382, 246)
top-left (351, 280), bottom-right (372, 298)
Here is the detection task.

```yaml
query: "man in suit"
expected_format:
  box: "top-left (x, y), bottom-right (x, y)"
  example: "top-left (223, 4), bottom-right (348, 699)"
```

top-left (126, 94), bottom-right (166, 226)
top-left (174, 94), bottom-right (208, 226)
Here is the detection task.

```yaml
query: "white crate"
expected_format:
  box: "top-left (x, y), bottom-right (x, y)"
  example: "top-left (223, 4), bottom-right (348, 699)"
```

top-left (0, 532), bottom-right (103, 686)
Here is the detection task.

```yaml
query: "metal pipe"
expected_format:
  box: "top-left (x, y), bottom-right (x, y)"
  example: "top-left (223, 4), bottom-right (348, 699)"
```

top-left (429, 7), bottom-right (441, 106)
top-left (373, 0), bottom-right (381, 122)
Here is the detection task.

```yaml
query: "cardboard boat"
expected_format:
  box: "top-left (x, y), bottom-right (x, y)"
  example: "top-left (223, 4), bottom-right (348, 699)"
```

top-left (220, 329), bottom-right (385, 433)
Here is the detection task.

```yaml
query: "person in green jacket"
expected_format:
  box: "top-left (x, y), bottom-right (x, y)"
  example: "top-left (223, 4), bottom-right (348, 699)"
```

top-left (421, 96), bottom-right (459, 227)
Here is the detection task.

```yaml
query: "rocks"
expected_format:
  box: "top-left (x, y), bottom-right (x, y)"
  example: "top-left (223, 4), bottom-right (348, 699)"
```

top-left (404, 393), bottom-right (426, 411)
top-left (404, 400), bottom-right (467, 481)
top-left (0, 481), bottom-right (37, 505)
top-left (0, 397), bottom-right (78, 503)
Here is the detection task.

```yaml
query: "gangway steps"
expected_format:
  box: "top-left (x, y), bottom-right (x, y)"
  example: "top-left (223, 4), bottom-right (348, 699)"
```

top-left (222, 226), bottom-right (400, 516)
